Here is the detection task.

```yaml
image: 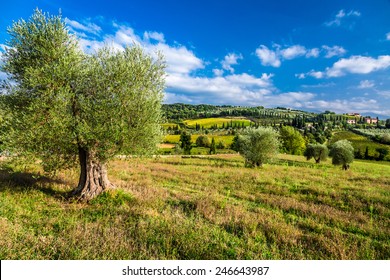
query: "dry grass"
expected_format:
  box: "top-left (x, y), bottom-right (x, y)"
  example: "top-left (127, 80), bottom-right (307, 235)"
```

top-left (0, 154), bottom-right (389, 259)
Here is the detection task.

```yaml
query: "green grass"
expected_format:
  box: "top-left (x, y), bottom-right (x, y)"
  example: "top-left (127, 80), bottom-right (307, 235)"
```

top-left (0, 154), bottom-right (389, 259)
top-left (183, 117), bottom-right (253, 129)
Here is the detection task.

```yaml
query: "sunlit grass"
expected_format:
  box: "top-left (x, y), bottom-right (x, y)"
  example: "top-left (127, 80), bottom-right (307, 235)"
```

top-left (0, 154), bottom-right (389, 259)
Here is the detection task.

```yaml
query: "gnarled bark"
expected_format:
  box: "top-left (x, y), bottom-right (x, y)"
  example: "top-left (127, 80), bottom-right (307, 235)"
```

top-left (72, 148), bottom-right (113, 201)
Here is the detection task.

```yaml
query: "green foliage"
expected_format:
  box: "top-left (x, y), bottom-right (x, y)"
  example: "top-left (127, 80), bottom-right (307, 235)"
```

top-left (380, 134), bottom-right (390, 145)
top-left (330, 140), bottom-right (354, 170)
top-left (236, 127), bottom-right (280, 167)
top-left (195, 135), bottom-right (210, 147)
top-left (279, 126), bottom-right (306, 155)
top-left (180, 131), bottom-right (192, 155)
top-left (376, 148), bottom-right (389, 161)
top-left (216, 140), bottom-right (226, 149)
top-left (386, 119), bottom-right (390, 129)
top-left (0, 9), bottom-right (165, 172)
top-left (230, 135), bottom-right (241, 152)
top-left (304, 144), bottom-right (329, 163)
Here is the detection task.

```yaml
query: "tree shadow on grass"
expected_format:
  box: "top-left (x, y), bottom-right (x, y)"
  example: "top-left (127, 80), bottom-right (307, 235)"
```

top-left (0, 167), bottom-right (72, 200)
top-left (273, 158), bottom-right (331, 169)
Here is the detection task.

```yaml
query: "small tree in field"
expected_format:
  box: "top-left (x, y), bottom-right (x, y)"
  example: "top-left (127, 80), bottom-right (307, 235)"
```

top-left (330, 140), bottom-right (354, 170)
top-left (195, 135), bottom-right (210, 147)
top-left (304, 144), bottom-right (328, 164)
top-left (0, 10), bottom-right (165, 200)
top-left (236, 127), bottom-right (280, 167)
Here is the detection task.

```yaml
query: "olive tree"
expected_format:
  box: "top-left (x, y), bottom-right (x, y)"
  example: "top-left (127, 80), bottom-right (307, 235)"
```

top-left (304, 144), bottom-right (328, 164)
top-left (329, 140), bottom-right (354, 170)
top-left (236, 127), bottom-right (280, 167)
top-left (0, 10), bottom-right (165, 200)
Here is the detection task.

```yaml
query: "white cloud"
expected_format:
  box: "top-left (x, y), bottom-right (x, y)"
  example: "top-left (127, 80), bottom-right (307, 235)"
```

top-left (143, 31), bottom-right (165, 43)
top-left (386, 32), bottom-right (390, 41)
top-left (65, 18), bottom-right (102, 36)
top-left (154, 43), bottom-right (204, 75)
top-left (255, 45), bottom-right (281, 67)
top-left (358, 80), bottom-right (375, 89)
top-left (298, 55), bottom-right (390, 79)
top-left (256, 44), bottom-right (330, 68)
top-left (221, 53), bottom-right (243, 73)
top-left (326, 55), bottom-right (390, 77)
top-left (325, 9), bottom-right (361, 27)
top-left (212, 69), bottom-right (224, 77)
top-left (280, 45), bottom-right (307, 60)
top-left (322, 45), bottom-right (347, 58)
top-left (296, 70), bottom-right (324, 79)
top-left (306, 48), bottom-right (320, 58)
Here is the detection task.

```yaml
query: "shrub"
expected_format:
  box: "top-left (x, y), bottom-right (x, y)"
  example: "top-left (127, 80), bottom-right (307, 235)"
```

top-left (195, 135), bottom-right (210, 147)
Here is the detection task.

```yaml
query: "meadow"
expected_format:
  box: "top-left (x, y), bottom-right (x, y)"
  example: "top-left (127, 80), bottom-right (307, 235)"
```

top-left (0, 154), bottom-right (389, 259)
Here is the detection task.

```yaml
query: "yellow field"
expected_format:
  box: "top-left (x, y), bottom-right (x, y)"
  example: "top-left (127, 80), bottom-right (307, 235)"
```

top-left (163, 134), bottom-right (235, 145)
top-left (183, 118), bottom-right (252, 129)
top-left (161, 123), bottom-right (179, 129)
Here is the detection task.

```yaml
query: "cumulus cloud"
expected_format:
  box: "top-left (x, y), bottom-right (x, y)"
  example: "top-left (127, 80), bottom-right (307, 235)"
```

top-left (212, 68), bottom-right (224, 77)
top-left (255, 44), bottom-right (320, 67)
top-left (326, 55), bottom-right (390, 77)
top-left (322, 45), bottom-right (347, 58)
top-left (221, 53), bottom-right (243, 73)
top-left (306, 48), bottom-right (320, 58)
top-left (299, 55), bottom-right (390, 79)
top-left (325, 9), bottom-right (361, 27)
top-left (280, 45), bottom-right (307, 60)
top-left (255, 45), bottom-right (281, 67)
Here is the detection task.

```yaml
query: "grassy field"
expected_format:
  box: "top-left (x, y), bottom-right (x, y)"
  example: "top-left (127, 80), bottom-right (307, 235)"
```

top-left (0, 154), bottom-right (389, 260)
top-left (183, 118), bottom-right (253, 129)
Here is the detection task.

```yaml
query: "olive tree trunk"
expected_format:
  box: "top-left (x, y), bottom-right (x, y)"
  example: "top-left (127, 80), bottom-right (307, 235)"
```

top-left (72, 148), bottom-right (112, 201)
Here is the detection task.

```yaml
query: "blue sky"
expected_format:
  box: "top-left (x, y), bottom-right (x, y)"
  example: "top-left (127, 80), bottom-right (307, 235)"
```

top-left (1, 0), bottom-right (390, 117)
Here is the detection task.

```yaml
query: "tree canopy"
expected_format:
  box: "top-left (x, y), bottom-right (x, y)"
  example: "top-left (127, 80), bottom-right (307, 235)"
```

top-left (0, 9), bottom-right (165, 200)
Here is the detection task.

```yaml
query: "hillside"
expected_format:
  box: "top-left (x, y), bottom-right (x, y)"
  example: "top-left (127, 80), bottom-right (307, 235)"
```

top-left (1, 154), bottom-right (389, 259)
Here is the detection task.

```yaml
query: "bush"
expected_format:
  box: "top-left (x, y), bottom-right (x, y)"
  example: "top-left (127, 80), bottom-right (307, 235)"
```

top-left (195, 135), bottom-right (210, 147)
top-left (236, 127), bottom-right (280, 167)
